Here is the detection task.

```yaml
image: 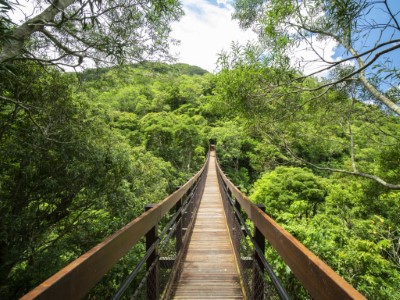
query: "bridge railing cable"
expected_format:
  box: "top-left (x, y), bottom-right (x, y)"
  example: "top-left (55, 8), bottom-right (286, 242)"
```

top-left (216, 158), bottom-right (366, 300)
top-left (219, 178), bottom-right (290, 300)
top-left (21, 152), bottom-right (210, 300)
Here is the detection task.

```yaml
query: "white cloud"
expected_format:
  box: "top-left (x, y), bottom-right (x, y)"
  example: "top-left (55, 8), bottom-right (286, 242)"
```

top-left (170, 0), bottom-right (340, 76)
top-left (216, 0), bottom-right (228, 5)
top-left (170, 0), bottom-right (256, 73)
top-left (13, 0), bottom-right (339, 77)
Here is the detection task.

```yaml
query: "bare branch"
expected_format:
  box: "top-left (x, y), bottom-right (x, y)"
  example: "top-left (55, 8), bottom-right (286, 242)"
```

top-left (346, 43), bottom-right (400, 115)
top-left (384, 0), bottom-right (400, 31)
top-left (40, 29), bottom-right (83, 60)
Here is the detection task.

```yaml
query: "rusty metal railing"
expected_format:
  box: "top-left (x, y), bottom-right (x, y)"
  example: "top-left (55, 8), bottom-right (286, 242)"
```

top-left (216, 159), bottom-right (366, 300)
top-left (20, 147), bottom-right (367, 300)
top-left (21, 153), bottom-right (209, 300)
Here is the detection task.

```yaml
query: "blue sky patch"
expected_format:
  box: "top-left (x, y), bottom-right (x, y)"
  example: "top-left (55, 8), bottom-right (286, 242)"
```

top-left (206, 0), bottom-right (229, 8)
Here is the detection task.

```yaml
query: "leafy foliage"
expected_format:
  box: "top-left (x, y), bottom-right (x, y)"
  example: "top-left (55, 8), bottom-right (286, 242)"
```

top-left (0, 23), bottom-right (399, 299)
top-left (214, 18), bottom-right (400, 296)
top-left (251, 167), bottom-right (327, 220)
top-left (0, 62), bottom-right (211, 298)
top-left (249, 167), bottom-right (400, 299)
top-left (231, 0), bottom-right (400, 114)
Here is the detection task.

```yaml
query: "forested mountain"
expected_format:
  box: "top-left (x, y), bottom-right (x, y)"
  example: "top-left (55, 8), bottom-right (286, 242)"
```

top-left (0, 62), bottom-right (213, 298)
top-left (213, 65), bottom-right (400, 298)
top-left (1, 0), bottom-right (399, 298)
top-left (1, 60), bottom-right (398, 299)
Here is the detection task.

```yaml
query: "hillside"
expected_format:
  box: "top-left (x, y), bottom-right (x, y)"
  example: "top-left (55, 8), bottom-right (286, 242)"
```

top-left (0, 62), bottom-right (399, 299)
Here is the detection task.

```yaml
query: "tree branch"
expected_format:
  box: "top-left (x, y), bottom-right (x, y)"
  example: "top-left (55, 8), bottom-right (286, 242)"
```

top-left (346, 43), bottom-right (400, 115)
top-left (384, 0), bottom-right (400, 31)
top-left (0, 0), bottom-right (75, 63)
top-left (285, 21), bottom-right (400, 114)
top-left (40, 28), bottom-right (84, 65)
top-left (0, 95), bottom-right (73, 143)
top-left (282, 141), bottom-right (400, 190)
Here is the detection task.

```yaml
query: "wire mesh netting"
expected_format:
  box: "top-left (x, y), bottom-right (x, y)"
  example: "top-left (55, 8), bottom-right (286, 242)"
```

top-left (218, 175), bottom-right (288, 300)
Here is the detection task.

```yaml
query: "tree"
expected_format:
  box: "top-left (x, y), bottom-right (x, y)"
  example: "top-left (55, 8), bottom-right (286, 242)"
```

top-left (231, 0), bottom-right (400, 114)
top-left (216, 42), bottom-right (400, 189)
top-left (0, 63), bottom-right (177, 298)
top-left (140, 111), bottom-right (207, 173)
top-left (0, 0), bottom-right (183, 68)
top-left (249, 163), bottom-right (400, 299)
top-left (250, 166), bottom-right (327, 220)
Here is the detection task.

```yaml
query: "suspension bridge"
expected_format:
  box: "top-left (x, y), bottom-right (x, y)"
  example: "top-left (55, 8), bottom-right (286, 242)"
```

top-left (21, 148), bottom-right (366, 300)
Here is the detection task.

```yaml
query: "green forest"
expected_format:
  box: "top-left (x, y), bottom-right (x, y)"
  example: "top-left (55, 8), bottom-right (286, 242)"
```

top-left (1, 0), bottom-right (400, 299)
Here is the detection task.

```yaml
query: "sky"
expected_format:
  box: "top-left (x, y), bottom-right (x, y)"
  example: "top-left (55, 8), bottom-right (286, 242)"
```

top-left (169, 0), bottom-right (257, 73)
top-left (8, 0), bottom-right (339, 75)
top-left (9, 0), bottom-right (398, 84)
top-left (170, 0), bottom-right (400, 85)
top-left (169, 0), bottom-right (338, 75)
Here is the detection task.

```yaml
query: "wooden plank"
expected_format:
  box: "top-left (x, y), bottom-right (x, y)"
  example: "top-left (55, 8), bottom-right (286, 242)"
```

top-left (216, 160), bottom-right (366, 300)
top-left (172, 152), bottom-right (243, 299)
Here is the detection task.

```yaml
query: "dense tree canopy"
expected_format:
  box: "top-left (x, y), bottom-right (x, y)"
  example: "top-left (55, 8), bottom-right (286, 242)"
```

top-left (0, 62), bottom-right (211, 298)
top-left (217, 43), bottom-right (400, 190)
top-left (1, 0), bottom-right (399, 298)
top-left (213, 72), bottom-right (400, 298)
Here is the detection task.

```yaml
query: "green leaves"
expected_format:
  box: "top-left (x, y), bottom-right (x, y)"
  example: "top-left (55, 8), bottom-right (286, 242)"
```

top-left (230, 0), bottom-right (400, 114)
top-left (140, 111), bottom-right (207, 172)
top-left (250, 167), bottom-right (327, 219)
top-left (0, 62), bottom-right (213, 298)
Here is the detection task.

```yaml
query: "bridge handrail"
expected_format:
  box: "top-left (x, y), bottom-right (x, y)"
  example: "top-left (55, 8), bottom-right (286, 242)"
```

top-left (21, 153), bottom-right (210, 300)
top-left (215, 160), bottom-right (366, 300)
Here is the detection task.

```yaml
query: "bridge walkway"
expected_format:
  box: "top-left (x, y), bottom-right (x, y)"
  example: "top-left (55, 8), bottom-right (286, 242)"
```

top-left (171, 151), bottom-right (243, 299)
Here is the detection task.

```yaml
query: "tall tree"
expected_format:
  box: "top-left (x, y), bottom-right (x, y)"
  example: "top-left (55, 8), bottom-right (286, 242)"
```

top-left (0, 63), bottom-right (176, 298)
top-left (215, 58), bottom-right (400, 189)
top-left (231, 0), bottom-right (400, 114)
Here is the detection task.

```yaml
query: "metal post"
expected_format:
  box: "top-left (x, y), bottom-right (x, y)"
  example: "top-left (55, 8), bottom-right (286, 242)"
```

top-left (175, 198), bottom-right (183, 252)
top-left (234, 190), bottom-right (242, 229)
top-left (234, 186), bottom-right (242, 231)
top-left (231, 190), bottom-right (242, 255)
top-left (253, 204), bottom-right (266, 300)
top-left (145, 204), bottom-right (159, 300)
top-left (185, 184), bottom-right (193, 229)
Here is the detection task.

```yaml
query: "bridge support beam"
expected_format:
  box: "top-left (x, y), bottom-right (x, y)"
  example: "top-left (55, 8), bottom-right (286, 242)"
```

top-left (233, 197), bottom-right (242, 252)
top-left (175, 198), bottom-right (183, 252)
top-left (253, 204), bottom-right (266, 300)
top-left (145, 204), bottom-right (159, 300)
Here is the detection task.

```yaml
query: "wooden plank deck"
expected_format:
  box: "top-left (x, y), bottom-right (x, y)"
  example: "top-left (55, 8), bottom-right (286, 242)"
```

top-left (172, 151), bottom-right (244, 299)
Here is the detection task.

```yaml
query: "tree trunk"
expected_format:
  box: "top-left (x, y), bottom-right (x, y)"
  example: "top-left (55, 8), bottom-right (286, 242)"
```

top-left (347, 46), bottom-right (400, 115)
top-left (0, 0), bottom-right (75, 63)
